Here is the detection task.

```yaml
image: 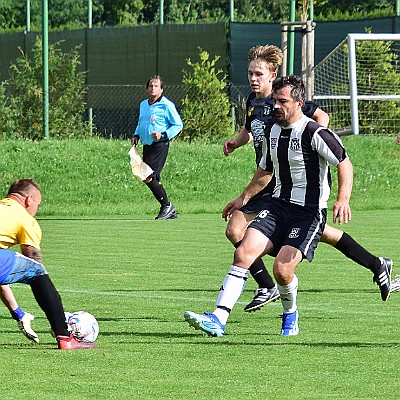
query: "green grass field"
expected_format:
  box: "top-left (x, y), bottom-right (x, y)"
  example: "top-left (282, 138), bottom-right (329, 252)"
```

top-left (0, 136), bottom-right (399, 398)
top-left (1, 212), bottom-right (399, 399)
top-left (1, 135), bottom-right (399, 216)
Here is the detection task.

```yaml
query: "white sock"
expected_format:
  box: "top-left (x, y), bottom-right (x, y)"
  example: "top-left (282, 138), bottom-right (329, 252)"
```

top-left (277, 275), bottom-right (298, 314)
top-left (213, 265), bottom-right (249, 325)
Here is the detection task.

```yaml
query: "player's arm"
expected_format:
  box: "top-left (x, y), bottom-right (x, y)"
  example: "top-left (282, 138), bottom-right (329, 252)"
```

top-left (304, 100), bottom-right (329, 128)
top-left (222, 166), bottom-right (273, 221)
top-left (20, 244), bottom-right (42, 264)
top-left (223, 127), bottom-right (253, 156)
top-left (312, 107), bottom-right (329, 127)
top-left (333, 157), bottom-right (353, 225)
top-left (162, 103), bottom-right (183, 140)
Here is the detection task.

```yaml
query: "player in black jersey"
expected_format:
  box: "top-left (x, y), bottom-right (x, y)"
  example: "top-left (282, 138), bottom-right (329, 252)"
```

top-left (223, 45), bottom-right (393, 312)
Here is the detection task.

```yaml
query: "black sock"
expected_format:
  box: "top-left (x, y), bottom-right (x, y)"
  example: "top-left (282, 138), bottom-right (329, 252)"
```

top-left (29, 275), bottom-right (69, 336)
top-left (249, 259), bottom-right (275, 289)
top-left (334, 232), bottom-right (381, 274)
top-left (146, 180), bottom-right (169, 206)
top-left (234, 241), bottom-right (275, 289)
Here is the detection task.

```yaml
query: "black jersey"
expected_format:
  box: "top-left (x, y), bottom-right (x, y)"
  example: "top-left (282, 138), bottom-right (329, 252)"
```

top-left (244, 93), bottom-right (275, 166)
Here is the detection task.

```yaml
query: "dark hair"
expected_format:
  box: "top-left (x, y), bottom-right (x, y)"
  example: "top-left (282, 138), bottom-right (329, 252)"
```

top-left (146, 75), bottom-right (164, 89)
top-left (272, 75), bottom-right (305, 102)
top-left (7, 178), bottom-right (41, 196)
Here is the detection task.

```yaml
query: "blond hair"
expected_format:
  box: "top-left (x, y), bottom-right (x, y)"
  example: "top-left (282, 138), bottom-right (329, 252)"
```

top-left (248, 45), bottom-right (283, 73)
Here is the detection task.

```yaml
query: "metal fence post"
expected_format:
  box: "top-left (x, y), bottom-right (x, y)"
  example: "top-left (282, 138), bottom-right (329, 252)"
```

top-left (42, 0), bottom-right (49, 140)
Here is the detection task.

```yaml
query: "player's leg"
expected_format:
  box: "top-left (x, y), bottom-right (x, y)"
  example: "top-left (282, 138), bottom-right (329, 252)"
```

top-left (143, 141), bottom-right (177, 219)
top-left (184, 227), bottom-right (274, 336)
top-left (321, 224), bottom-right (392, 300)
top-left (226, 209), bottom-right (278, 312)
top-left (273, 245), bottom-right (302, 336)
top-left (0, 284), bottom-right (38, 343)
top-left (1, 251), bottom-right (96, 349)
top-left (274, 205), bottom-right (326, 336)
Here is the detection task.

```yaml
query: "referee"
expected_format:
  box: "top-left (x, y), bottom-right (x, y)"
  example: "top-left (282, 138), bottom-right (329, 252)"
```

top-left (131, 75), bottom-right (183, 220)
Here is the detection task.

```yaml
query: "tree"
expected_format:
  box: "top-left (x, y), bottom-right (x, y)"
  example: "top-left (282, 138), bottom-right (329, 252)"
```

top-left (100, 0), bottom-right (145, 26)
top-left (327, 30), bottom-right (400, 135)
top-left (0, 0), bottom-right (396, 31)
top-left (181, 49), bottom-right (232, 142)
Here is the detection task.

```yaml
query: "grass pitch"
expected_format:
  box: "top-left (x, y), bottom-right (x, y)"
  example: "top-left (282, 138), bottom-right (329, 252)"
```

top-left (0, 212), bottom-right (399, 399)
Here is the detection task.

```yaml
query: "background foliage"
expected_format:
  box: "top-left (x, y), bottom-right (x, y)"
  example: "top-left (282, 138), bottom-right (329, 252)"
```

top-left (181, 49), bottom-right (232, 142)
top-left (354, 37), bottom-right (400, 134)
top-left (0, 36), bottom-right (89, 140)
top-left (0, 0), bottom-right (396, 32)
top-left (326, 34), bottom-right (400, 134)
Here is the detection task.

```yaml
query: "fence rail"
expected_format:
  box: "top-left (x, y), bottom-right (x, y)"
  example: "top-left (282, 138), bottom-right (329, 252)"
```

top-left (85, 83), bottom-right (251, 138)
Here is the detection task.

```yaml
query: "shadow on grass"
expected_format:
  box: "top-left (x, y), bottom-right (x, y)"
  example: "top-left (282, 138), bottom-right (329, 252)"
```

top-left (104, 288), bottom-right (381, 295)
top-left (109, 288), bottom-right (218, 293)
top-left (299, 288), bottom-right (379, 295)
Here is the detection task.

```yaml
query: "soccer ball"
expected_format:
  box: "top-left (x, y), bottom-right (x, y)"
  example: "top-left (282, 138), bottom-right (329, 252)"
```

top-left (67, 311), bottom-right (99, 343)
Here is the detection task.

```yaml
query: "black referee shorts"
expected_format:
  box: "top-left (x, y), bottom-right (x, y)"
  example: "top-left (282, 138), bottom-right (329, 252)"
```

top-left (249, 198), bottom-right (326, 262)
top-left (142, 140), bottom-right (170, 181)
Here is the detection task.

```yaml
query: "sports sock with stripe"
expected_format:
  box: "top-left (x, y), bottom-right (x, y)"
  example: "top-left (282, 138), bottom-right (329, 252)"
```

top-left (213, 265), bottom-right (249, 325)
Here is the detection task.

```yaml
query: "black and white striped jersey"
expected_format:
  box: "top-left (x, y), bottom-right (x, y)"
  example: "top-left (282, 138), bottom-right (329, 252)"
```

top-left (244, 92), bottom-right (319, 166)
top-left (259, 114), bottom-right (348, 209)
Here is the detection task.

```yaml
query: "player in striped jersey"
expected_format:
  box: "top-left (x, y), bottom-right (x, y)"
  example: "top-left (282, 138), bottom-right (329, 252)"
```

top-left (224, 45), bottom-right (392, 313)
top-left (224, 45), bottom-right (329, 312)
top-left (184, 76), bottom-right (390, 337)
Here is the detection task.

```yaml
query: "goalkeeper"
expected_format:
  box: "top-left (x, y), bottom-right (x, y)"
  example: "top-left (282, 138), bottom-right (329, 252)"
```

top-left (0, 178), bottom-right (96, 349)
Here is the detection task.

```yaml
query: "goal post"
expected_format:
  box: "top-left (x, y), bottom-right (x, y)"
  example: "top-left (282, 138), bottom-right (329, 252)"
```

top-left (314, 33), bottom-right (400, 135)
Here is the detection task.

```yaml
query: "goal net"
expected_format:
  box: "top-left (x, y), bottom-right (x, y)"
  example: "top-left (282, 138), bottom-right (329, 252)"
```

top-left (314, 33), bottom-right (400, 135)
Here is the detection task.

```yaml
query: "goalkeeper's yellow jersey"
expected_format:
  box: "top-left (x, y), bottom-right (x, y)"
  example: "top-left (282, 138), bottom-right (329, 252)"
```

top-left (0, 197), bottom-right (42, 250)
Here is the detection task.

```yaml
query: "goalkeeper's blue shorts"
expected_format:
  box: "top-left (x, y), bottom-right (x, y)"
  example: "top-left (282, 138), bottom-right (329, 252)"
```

top-left (0, 250), bottom-right (47, 284)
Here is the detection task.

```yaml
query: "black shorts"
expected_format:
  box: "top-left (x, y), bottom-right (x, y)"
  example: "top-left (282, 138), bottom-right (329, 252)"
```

top-left (240, 186), bottom-right (272, 214)
top-left (249, 198), bottom-right (326, 262)
top-left (142, 140), bottom-right (170, 181)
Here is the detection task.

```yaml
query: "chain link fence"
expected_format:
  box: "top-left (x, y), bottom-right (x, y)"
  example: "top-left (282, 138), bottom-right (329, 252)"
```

top-left (85, 83), bottom-right (251, 139)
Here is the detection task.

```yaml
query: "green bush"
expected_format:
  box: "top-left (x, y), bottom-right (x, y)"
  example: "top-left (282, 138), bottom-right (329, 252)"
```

top-left (0, 36), bottom-right (90, 140)
top-left (181, 48), bottom-right (232, 142)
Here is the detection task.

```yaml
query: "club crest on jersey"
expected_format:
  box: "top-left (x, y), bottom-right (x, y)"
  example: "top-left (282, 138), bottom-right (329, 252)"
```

top-left (263, 106), bottom-right (271, 116)
top-left (271, 137), bottom-right (277, 149)
top-left (290, 138), bottom-right (301, 151)
top-left (288, 227), bottom-right (301, 239)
